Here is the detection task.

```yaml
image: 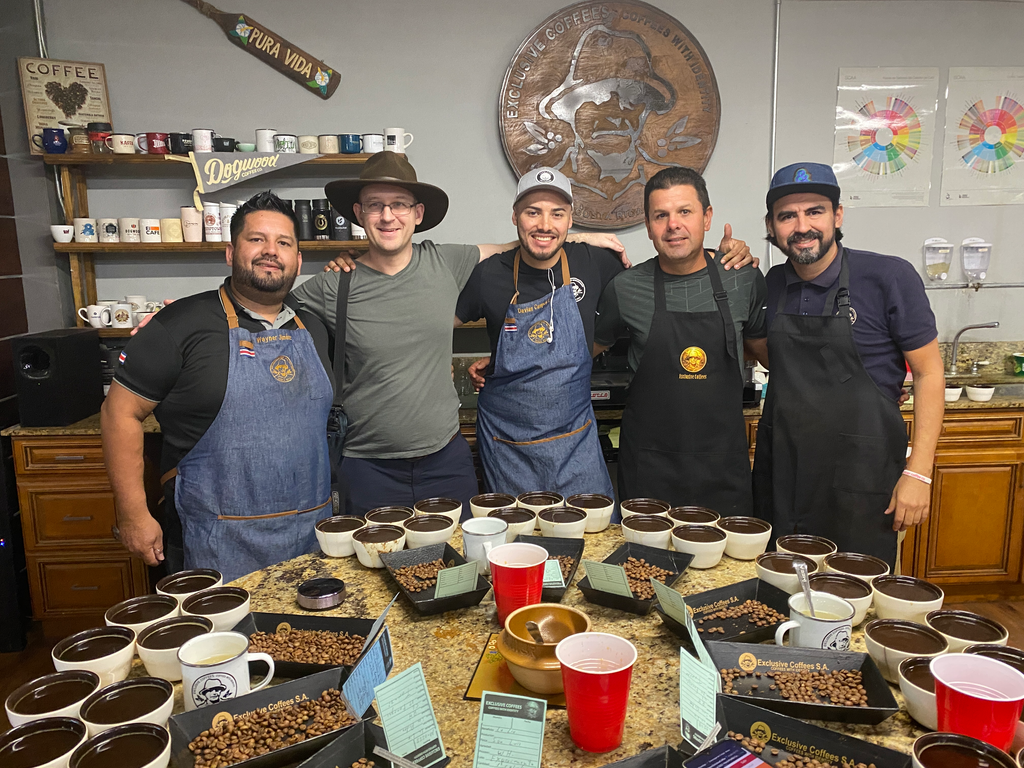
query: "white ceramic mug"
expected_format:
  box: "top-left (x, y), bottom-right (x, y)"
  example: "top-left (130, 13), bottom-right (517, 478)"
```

top-left (297, 135), bottom-right (319, 154)
top-left (192, 128), bottom-right (214, 153)
top-left (73, 218), bottom-right (98, 243)
top-left (181, 206), bottom-right (203, 242)
top-left (51, 225), bottom-right (74, 243)
top-left (177, 631), bottom-right (274, 711)
top-left (219, 204), bottom-right (237, 240)
top-left (202, 202), bottom-right (222, 242)
top-left (318, 134), bottom-right (339, 154)
top-left (362, 133), bottom-right (384, 153)
top-left (255, 128), bottom-right (276, 152)
top-left (160, 218), bottom-right (183, 243)
top-left (125, 295), bottom-right (147, 312)
top-left (118, 218), bottom-right (141, 243)
top-left (140, 219), bottom-right (161, 243)
top-left (111, 303), bottom-right (135, 329)
top-left (462, 517), bottom-right (509, 575)
top-left (97, 218), bottom-right (119, 243)
top-left (384, 127), bottom-right (414, 153)
top-left (273, 134), bottom-right (297, 153)
top-left (105, 134), bottom-right (137, 154)
top-left (775, 590), bottom-right (855, 651)
top-left (78, 304), bottom-right (111, 328)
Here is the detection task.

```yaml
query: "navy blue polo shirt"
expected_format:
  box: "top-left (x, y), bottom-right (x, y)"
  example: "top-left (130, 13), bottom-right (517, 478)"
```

top-left (765, 246), bottom-right (937, 401)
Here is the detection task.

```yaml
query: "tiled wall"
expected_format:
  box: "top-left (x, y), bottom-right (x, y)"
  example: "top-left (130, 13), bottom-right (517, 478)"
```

top-left (0, 103), bottom-right (28, 429)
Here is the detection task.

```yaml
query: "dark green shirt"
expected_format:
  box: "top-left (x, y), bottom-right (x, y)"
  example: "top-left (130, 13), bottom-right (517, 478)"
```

top-left (594, 253), bottom-right (767, 374)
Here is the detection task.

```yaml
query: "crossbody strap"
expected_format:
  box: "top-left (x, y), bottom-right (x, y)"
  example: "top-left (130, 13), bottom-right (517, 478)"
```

top-left (333, 270), bottom-right (352, 407)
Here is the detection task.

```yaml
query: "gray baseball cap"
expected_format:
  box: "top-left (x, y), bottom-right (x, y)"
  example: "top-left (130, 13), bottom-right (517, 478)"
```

top-left (515, 167), bottom-right (573, 205)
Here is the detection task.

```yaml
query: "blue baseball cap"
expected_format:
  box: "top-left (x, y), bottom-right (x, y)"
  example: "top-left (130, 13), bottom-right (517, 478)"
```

top-left (766, 162), bottom-right (840, 212)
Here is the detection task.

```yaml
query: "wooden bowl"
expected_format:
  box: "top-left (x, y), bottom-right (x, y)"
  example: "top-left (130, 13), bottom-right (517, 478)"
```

top-left (496, 604), bottom-right (591, 694)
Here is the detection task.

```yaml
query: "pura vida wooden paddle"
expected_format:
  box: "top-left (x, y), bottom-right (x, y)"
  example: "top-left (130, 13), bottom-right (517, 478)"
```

top-left (179, 0), bottom-right (340, 99)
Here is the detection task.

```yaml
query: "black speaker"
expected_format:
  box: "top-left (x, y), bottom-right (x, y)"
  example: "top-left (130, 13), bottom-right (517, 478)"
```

top-left (12, 329), bottom-right (104, 427)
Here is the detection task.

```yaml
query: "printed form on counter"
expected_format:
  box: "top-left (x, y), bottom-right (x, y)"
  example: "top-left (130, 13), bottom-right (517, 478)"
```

top-left (652, 579), bottom-right (717, 676)
top-left (341, 625), bottom-right (394, 718)
top-left (542, 559), bottom-right (565, 588)
top-left (434, 561), bottom-right (480, 598)
top-left (582, 559), bottom-right (632, 597)
top-left (678, 647), bottom-right (719, 750)
top-left (472, 691), bottom-right (546, 768)
top-left (374, 662), bottom-right (446, 768)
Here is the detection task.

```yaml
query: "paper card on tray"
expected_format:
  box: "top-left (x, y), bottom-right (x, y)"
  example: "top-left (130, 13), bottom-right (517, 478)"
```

top-left (361, 593), bottom-right (399, 654)
top-left (342, 626), bottom-right (394, 718)
top-left (652, 580), bottom-right (715, 676)
top-left (472, 691), bottom-right (546, 768)
top-left (542, 559), bottom-right (565, 588)
top-left (582, 559), bottom-right (632, 597)
top-left (679, 647), bottom-right (719, 749)
top-left (374, 662), bottom-right (446, 768)
top-left (434, 561), bottom-right (480, 599)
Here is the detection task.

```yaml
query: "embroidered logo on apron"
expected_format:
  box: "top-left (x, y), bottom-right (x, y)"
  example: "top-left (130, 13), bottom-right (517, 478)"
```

top-left (528, 320), bottom-right (552, 344)
top-left (239, 340), bottom-right (256, 358)
top-left (680, 346), bottom-right (707, 373)
top-left (571, 277), bottom-right (586, 302)
top-left (270, 355), bottom-right (296, 382)
top-left (503, 316), bottom-right (517, 332)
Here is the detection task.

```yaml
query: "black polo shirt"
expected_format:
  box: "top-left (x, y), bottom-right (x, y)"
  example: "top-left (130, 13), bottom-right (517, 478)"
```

top-left (114, 279), bottom-right (334, 476)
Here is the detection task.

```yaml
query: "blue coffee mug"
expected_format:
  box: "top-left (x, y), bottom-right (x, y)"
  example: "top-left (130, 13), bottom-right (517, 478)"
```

top-left (339, 134), bottom-right (361, 154)
top-left (33, 127), bottom-right (68, 154)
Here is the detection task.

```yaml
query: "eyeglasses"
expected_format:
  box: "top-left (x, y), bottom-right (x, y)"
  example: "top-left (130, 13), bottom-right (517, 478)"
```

top-left (360, 200), bottom-right (418, 216)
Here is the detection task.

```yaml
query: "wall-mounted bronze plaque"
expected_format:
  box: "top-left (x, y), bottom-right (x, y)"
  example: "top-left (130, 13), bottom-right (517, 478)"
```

top-left (499, 2), bottom-right (721, 229)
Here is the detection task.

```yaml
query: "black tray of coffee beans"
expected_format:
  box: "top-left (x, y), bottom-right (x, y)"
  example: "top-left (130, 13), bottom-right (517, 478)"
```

top-left (513, 534), bottom-right (584, 602)
top-left (601, 744), bottom-right (684, 767)
top-left (577, 542), bottom-right (692, 616)
top-left (232, 612), bottom-right (378, 681)
top-left (657, 577), bottom-right (791, 646)
top-left (379, 543), bottom-right (491, 615)
top-left (705, 641), bottom-right (898, 725)
top-left (678, 696), bottom-right (911, 767)
top-left (294, 719), bottom-right (451, 768)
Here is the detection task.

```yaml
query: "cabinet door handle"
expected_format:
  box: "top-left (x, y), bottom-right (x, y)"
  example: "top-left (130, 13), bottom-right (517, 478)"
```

top-left (54, 455), bottom-right (86, 462)
top-left (70, 585), bottom-right (99, 591)
top-left (62, 515), bottom-right (93, 522)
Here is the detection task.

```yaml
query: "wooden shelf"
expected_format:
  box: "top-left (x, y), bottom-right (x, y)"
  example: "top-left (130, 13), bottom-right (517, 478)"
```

top-left (42, 153), bottom-right (373, 166)
top-left (98, 328), bottom-right (132, 338)
top-left (54, 240), bottom-right (369, 254)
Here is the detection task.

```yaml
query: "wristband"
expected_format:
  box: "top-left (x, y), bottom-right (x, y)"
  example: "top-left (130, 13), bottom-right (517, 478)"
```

top-left (902, 469), bottom-right (932, 485)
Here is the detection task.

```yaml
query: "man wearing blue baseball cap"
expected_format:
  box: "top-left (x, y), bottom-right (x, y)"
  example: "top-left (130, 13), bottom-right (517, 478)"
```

top-left (753, 162), bottom-right (945, 568)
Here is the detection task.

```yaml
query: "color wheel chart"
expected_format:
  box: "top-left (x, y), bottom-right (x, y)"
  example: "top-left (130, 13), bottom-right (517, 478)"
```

top-left (833, 67), bottom-right (938, 207)
top-left (942, 67), bottom-right (1024, 206)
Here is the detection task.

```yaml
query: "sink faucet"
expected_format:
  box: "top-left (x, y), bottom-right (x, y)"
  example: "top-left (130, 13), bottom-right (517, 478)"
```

top-left (947, 321), bottom-right (1000, 375)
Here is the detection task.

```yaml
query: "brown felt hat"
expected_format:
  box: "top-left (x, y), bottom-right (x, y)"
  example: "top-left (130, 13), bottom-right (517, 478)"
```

top-left (324, 152), bottom-right (449, 233)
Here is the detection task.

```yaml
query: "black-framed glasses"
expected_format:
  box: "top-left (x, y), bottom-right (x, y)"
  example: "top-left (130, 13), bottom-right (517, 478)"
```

top-left (361, 200), bottom-right (418, 216)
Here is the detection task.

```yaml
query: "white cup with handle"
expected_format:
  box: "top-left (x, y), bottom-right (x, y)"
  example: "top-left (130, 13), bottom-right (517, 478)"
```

top-left (111, 303), bottom-right (135, 329)
top-left (78, 304), bottom-right (111, 328)
top-left (462, 517), bottom-right (509, 575)
top-left (384, 127), bottom-right (414, 153)
top-left (177, 631), bottom-right (274, 711)
top-left (775, 590), bottom-right (855, 651)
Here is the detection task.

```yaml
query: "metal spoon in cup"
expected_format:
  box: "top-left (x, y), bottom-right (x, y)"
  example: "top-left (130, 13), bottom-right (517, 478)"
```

top-left (794, 560), bottom-right (816, 618)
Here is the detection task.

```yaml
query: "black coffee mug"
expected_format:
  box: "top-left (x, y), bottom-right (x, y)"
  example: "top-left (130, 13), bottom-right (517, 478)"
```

top-left (168, 132), bottom-right (194, 154)
top-left (213, 137), bottom-right (236, 152)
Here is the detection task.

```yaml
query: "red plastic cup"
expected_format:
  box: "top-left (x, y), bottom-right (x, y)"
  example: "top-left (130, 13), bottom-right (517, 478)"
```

top-left (488, 543), bottom-right (546, 626)
top-left (931, 653), bottom-right (1024, 750)
top-left (555, 632), bottom-right (637, 753)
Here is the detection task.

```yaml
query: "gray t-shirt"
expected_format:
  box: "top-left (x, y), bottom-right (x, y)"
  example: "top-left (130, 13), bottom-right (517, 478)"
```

top-left (289, 241), bottom-right (479, 459)
top-left (594, 253), bottom-right (767, 374)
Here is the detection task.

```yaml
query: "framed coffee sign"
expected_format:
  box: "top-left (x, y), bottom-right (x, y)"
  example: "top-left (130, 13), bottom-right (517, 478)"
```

top-left (499, 2), bottom-right (721, 229)
top-left (18, 57), bottom-right (111, 156)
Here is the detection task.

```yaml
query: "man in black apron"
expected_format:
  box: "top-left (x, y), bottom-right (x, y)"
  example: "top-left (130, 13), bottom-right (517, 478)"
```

top-left (594, 167), bottom-right (768, 516)
top-left (753, 163), bottom-right (945, 567)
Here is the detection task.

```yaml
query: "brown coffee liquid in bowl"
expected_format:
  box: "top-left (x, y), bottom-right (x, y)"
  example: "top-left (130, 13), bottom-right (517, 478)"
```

top-left (622, 499), bottom-right (669, 515)
top-left (317, 517), bottom-right (364, 533)
top-left (757, 554), bottom-right (812, 573)
top-left (518, 492), bottom-right (562, 507)
top-left (12, 679), bottom-right (95, 715)
top-left (965, 646), bottom-right (1024, 675)
top-left (161, 574), bottom-right (218, 594)
top-left (930, 613), bottom-right (1004, 642)
top-left (404, 516), bottom-right (452, 532)
top-left (808, 574), bottom-right (871, 599)
top-left (718, 517), bottom-right (769, 534)
top-left (674, 525), bottom-right (725, 542)
top-left (139, 622), bottom-right (209, 650)
top-left (1, 728), bottom-right (82, 768)
top-left (489, 508), bottom-right (534, 524)
top-left (779, 536), bottom-right (834, 555)
top-left (918, 743), bottom-right (1004, 768)
top-left (874, 577), bottom-right (942, 601)
top-left (669, 507), bottom-right (718, 524)
top-left (353, 526), bottom-right (403, 543)
top-left (109, 600), bottom-right (174, 625)
top-left (59, 634), bottom-right (131, 662)
top-left (624, 515), bottom-right (673, 532)
top-left (827, 553), bottom-right (888, 576)
top-left (185, 592), bottom-right (246, 615)
top-left (902, 662), bottom-right (936, 693)
top-left (539, 507), bottom-right (586, 523)
top-left (567, 494), bottom-right (612, 509)
top-left (868, 623), bottom-right (946, 654)
top-left (367, 509), bottom-right (413, 523)
top-left (83, 684), bottom-right (168, 724)
top-left (416, 499), bottom-right (460, 513)
top-left (74, 732), bottom-right (165, 768)
top-left (473, 494), bottom-right (516, 508)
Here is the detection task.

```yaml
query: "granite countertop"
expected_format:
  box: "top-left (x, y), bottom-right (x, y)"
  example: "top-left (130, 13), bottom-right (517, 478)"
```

top-left (1, 413), bottom-right (161, 437)
top-left (228, 527), bottom-right (923, 767)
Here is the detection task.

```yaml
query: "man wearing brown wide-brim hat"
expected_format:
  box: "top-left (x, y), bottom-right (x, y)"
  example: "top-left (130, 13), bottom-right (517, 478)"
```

top-left (289, 152), bottom-right (628, 518)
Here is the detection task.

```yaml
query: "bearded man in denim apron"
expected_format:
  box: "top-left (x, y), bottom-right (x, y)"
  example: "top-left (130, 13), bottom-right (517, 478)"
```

top-left (102, 192), bottom-right (334, 582)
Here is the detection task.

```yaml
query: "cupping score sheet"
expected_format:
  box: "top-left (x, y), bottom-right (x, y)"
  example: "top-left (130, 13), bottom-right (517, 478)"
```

top-left (473, 691), bottom-right (547, 768)
top-left (374, 662), bottom-right (447, 768)
top-left (342, 625), bottom-right (395, 718)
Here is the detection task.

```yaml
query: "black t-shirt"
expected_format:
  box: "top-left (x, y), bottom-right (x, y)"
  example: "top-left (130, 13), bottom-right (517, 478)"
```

top-left (455, 242), bottom-right (624, 370)
top-left (113, 280), bottom-right (334, 476)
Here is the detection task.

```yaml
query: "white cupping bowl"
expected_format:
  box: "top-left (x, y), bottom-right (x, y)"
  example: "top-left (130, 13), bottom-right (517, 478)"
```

top-left (5, 671), bottom-right (100, 728)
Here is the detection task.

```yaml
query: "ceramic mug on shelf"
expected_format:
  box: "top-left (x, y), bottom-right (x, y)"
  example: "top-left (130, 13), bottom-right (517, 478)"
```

top-left (202, 202), bottom-right (222, 242)
top-left (297, 135), bottom-right (319, 154)
top-left (339, 134), bottom-right (361, 153)
top-left (97, 218), bottom-right (119, 243)
top-left (137, 132), bottom-right (169, 154)
top-left (78, 304), bottom-right (111, 328)
top-left (34, 127), bottom-right (68, 153)
top-left (167, 132), bottom-right (194, 154)
top-left (73, 217), bottom-right (98, 243)
top-left (318, 134), bottom-right (339, 154)
top-left (192, 129), bottom-right (215, 153)
top-left (111, 303), bottom-right (135, 329)
top-left (160, 218), bottom-right (183, 243)
top-left (125, 295), bottom-right (147, 313)
top-left (177, 631), bottom-right (274, 711)
top-left (384, 127), bottom-right (414, 153)
top-left (68, 126), bottom-right (91, 153)
top-left (255, 128), bottom-right (276, 152)
top-left (51, 225), bottom-right (74, 242)
top-left (273, 134), bottom-right (297, 153)
top-left (119, 218), bottom-right (141, 243)
top-left (181, 206), bottom-right (203, 242)
top-left (140, 219), bottom-right (161, 243)
top-left (361, 133), bottom-right (384, 153)
top-left (106, 134), bottom-right (137, 154)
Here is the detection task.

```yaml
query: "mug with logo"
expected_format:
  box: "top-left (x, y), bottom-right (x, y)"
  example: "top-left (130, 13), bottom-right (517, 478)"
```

top-left (297, 135), bottom-right (319, 154)
top-left (181, 206), bottom-right (204, 242)
top-left (318, 134), bottom-right (339, 154)
top-left (73, 218), bottom-right (98, 243)
top-left (775, 591), bottom-right (855, 650)
top-left (203, 202), bottom-right (222, 242)
top-left (339, 134), bottom-right (361, 154)
top-left (140, 219), bottom-right (161, 243)
top-left (68, 126), bottom-right (91, 154)
top-left (177, 631), bottom-right (275, 711)
top-left (112, 303), bottom-right (135, 329)
top-left (78, 304), bottom-right (111, 328)
top-left (98, 218), bottom-right (120, 243)
top-left (137, 132), bottom-right (169, 154)
top-left (119, 218), bottom-right (141, 243)
top-left (213, 137), bottom-right (236, 153)
top-left (361, 134), bottom-right (384, 153)
top-left (192, 129), bottom-right (215, 153)
top-left (168, 132), bottom-right (194, 154)
top-left (33, 127), bottom-right (68, 154)
top-left (125, 295), bottom-right (147, 313)
top-left (274, 134), bottom-right (297, 153)
top-left (160, 218), bottom-right (183, 243)
top-left (105, 134), bottom-right (137, 154)
top-left (255, 128), bottom-right (277, 153)
top-left (384, 127), bottom-right (414, 153)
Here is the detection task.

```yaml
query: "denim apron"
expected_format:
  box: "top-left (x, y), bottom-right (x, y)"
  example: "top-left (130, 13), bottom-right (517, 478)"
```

top-left (169, 286), bottom-right (333, 583)
top-left (476, 249), bottom-right (613, 500)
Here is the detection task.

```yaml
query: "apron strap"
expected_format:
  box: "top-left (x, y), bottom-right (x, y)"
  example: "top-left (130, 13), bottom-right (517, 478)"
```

top-left (292, 314), bottom-right (306, 330)
top-left (703, 250), bottom-right (739, 361)
top-left (511, 248), bottom-right (570, 304)
top-left (217, 498), bottom-right (331, 521)
top-left (826, 251), bottom-right (852, 320)
top-left (160, 467), bottom-right (178, 486)
top-left (219, 285), bottom-right (240, 330)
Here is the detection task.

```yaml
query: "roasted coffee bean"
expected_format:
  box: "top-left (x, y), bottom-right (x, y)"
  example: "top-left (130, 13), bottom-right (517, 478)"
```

top-left (351, 760), bottom-right (375, 768)
top-left (394, 560), bottom-right (447, 593)
top-left (696, 599), bottom-right (787, 634)
top-left (720, 667), bottom-right (869, 707)
top-left (548, 555), bottom-right (574, 580)
top-left (188, 688), bottom-right (357, 768)
top-left (621, 557), bottom-right (674, 599)
top-left (249, 628), bottom-right (366, 666)
top-left (728, 732), bottom-right (875, 768)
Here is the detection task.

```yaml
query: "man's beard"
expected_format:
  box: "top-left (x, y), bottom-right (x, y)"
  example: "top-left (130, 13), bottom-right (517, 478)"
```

top-left (233, 257), bottom-right (296, 296)
top-left (519, 231), bottom-right (565, 263)
top-left (783, 230), bottom-right (834, 265)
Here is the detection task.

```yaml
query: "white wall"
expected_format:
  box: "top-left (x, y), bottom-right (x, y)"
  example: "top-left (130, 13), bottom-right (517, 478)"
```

top-left (33, 0), bottom-right (1024, 342)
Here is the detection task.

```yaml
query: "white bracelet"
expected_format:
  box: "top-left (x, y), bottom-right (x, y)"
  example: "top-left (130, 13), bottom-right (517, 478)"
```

top-left (902, 469), bottom-right (932, 485)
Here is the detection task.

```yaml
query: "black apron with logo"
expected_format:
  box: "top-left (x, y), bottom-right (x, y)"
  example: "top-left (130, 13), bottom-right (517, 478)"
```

top-left (752, 254), bottom-right (907, 567)
top-left (618, 252), bottom-right (752, 516)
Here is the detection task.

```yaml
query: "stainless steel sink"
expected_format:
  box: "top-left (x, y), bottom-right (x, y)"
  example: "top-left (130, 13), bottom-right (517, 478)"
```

top-left (990, 383), bottom-right (1024, 397)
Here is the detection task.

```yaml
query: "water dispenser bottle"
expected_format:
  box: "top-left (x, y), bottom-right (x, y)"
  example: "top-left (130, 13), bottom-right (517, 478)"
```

top-left (961, 237), bottom-right (992, 282)
top-left (923, 238), bottom-right (953, 282)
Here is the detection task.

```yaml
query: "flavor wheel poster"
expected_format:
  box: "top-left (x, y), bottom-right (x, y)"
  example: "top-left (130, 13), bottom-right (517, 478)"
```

top-left (832, 68), bottom-right (939, 207)
top-left (941, 67), bottom-right (1024, 206)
